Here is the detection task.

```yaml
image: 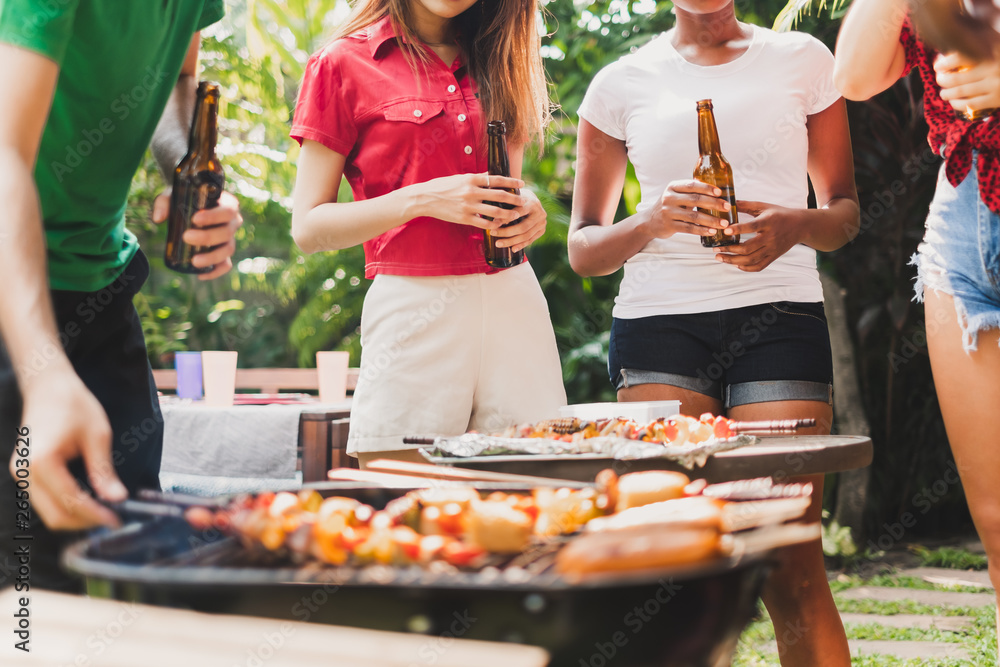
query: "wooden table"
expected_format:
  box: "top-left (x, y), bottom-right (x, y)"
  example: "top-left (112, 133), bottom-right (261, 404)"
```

top-left (0, 589), bottom-right (549, 667)
top-left (429, 435), bottom-right (873, 483)
top-left (300, 406), bottom-right (354, 480)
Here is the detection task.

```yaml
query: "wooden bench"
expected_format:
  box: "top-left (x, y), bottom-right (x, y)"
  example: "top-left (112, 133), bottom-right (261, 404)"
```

top-left (152, 367), bottom-right (361, 394)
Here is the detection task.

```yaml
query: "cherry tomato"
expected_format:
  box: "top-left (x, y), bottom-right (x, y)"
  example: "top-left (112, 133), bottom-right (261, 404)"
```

top-left (391, 526), bottom-right (422, 562)
top-left (184, 506), bottom-right (215, 531)
top-left (713, 416), bottom-right (734, 439)
top-left (437, 503), bottom-right (465, 535)
top-left (253, 492), bottom-right (276, 511)
top-left (442, 541), bottom-right (487, 568)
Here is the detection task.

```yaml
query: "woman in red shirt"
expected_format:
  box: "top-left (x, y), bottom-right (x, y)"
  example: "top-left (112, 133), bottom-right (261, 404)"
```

top-left (291, 0), bottom-right (566, 465)
top-left (835, 0), bottom-right (1000, 640)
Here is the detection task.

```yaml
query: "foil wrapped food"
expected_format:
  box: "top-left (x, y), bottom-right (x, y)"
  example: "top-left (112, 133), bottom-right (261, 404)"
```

top-left (422, 433), bottom-right (756, 469)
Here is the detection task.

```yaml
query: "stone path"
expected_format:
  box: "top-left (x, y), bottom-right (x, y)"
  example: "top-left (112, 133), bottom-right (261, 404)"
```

top-left (839, 613), bottom-right (975, 632)
top-left (901, 566), bottom-right (994, 591)
top-left (834, 573), bottom-right (995, 663)
top-left (750, 561), bottom-right (996, 663)
top-left (837, 585), bottom-right (996, 608)
top-left (848, 639), bottom-right (972, 660)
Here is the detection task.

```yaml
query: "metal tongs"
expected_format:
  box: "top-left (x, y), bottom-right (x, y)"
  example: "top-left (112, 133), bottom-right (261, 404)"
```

top-left (99, 490), bottom-right (226, 520)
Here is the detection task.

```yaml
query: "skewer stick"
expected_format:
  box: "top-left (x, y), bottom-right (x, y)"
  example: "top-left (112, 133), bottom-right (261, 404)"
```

top-left (728, 418), bottom-right (815, 433)
top-left (367, 459), bottom-right (594, 488)
top-left (406, 418), bottom-right (816, 445)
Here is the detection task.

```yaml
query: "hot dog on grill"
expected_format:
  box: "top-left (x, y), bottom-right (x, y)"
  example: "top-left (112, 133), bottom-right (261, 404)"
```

top-left (556, 525), bottom-right (724, 576)
top-left (614, 470), bottom-right (691, 512)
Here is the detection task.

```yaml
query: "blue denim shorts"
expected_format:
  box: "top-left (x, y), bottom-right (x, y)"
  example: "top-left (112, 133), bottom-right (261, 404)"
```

top-left (608, 301), bottom-right (834, 409)
top-left (912, 154), bottom-right (1000, 352)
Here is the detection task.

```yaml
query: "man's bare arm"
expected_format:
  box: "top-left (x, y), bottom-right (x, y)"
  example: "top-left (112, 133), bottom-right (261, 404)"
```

top-left (0, 43), bottom-right (124, 530)
top-left (151, 33), bottom-right (200, 178)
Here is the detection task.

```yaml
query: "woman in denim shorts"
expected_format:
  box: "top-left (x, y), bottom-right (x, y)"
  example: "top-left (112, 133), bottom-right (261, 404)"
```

top-left (569, 0), bottom-right (861, 663)
top-left (836, 0), bottom-right (1000, 645)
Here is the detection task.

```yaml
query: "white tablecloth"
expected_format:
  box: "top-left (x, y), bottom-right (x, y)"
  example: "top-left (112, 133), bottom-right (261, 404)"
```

top-left (157, 399), bottom-right (351, 496)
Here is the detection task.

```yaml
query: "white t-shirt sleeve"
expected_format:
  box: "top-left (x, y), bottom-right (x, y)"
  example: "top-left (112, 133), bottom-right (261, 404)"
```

top-left (578, 60), bottom-right (629, 141)
top-left (803, 36), bottom-right (841, 115)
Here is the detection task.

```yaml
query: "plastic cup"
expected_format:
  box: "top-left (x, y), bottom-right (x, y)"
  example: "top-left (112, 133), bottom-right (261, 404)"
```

top-left (174, 351), bottom-right (203, 400)
top-left (201, 351), bottom-right (238, 407)
top-left (316, 351), bottom-right (350, 404)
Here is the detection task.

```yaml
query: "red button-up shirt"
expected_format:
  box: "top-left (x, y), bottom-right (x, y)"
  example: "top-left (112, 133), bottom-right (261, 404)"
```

top-left (292, 16), bottom-right (492, 277)
top-left (900, 20), bottom-right (1000, 214)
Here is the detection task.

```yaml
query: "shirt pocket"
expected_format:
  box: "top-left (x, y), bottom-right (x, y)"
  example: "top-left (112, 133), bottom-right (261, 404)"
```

top-left (381, 99), bottom-right (445, 124)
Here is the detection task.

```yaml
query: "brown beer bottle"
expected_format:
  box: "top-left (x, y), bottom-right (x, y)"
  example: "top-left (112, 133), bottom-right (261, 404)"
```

top-left (165, 81), bottom-right (225, 274)
top-left (483, 120), bottom-right (525, 269)
top-left (693, 99), bottom-right (739, 248)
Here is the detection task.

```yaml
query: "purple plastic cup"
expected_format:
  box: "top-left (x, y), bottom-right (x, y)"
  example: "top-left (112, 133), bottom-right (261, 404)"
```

top-left (174, 351), bottom-right (203, 400)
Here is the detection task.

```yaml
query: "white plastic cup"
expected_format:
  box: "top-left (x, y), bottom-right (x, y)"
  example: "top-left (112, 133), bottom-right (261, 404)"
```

top-left (316, 351), bottom-right (350, 404)
top-left (201, 351), bottom-right (238, 407)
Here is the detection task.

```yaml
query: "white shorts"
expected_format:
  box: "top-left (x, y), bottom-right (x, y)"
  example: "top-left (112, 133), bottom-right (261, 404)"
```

top-left (347, 262), bottom-right (567, 454)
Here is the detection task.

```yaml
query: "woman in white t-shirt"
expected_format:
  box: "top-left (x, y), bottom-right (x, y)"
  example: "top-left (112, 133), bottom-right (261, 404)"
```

top-left (569, 1), bottom-right (859, 664)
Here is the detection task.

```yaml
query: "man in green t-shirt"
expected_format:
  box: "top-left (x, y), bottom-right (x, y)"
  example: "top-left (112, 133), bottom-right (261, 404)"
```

top-left (0, 1), bottom-right (243, 591)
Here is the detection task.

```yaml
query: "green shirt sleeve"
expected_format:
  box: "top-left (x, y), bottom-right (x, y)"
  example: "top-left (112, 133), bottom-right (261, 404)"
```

top-left (197, 0), bottom-right (225, 32)
top-left (0, 0), bottom-right (81, 65)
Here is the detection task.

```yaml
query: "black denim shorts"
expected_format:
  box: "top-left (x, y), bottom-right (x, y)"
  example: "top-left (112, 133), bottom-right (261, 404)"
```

top-left (608, 301), bottom-right (833, 408)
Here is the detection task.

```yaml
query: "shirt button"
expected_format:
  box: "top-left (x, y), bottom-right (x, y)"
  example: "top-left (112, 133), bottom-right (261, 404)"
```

top-left (448, 85), bottom-right (457, 93)
top-left (413, 109), bottom-right (422, 118)
top-left (464, 145), bottom-right (473, 155)
top-left (458, 114), bottom-right (467, 122)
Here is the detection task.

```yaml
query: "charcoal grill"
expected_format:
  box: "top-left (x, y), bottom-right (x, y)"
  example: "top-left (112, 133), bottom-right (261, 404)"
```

top-left (63, 484), bottom-right (773, 667)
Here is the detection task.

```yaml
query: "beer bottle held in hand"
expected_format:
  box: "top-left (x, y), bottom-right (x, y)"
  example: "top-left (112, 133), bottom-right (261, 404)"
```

top-left (165, 81), bottom-right (225, 274)
top-left (693, 99), bottom-right (739, 248)
top-left (483, 120), bottom-right (525, 269)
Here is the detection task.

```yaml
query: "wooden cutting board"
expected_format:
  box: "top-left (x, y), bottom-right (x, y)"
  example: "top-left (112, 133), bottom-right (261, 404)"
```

top-left (0, 589), bottom-right (549, 667)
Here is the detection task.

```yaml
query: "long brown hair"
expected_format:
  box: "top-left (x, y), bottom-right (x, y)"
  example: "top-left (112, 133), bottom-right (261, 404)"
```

top-left (332, 0), bottom-right (550, 147)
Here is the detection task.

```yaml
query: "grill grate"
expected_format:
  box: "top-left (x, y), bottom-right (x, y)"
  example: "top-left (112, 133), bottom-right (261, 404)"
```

top-left (127, 521), bottom-right (570, 589)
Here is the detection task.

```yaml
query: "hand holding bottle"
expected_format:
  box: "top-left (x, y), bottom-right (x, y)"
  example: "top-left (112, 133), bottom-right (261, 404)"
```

top-left (641, 179), bottom-right (731, 241)
top-left (406, 172), bottom-right (524, 230)
top-left (153, 189), bottom-right (242, 279)
top-left (487, 188), bottom-right (547, 253)
top-left (712, 200), bottom-right (807, 272)
top-left (935, 51), bottom-right (1000, 120)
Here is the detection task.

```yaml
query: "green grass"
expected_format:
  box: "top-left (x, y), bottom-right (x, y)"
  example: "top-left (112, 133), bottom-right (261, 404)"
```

top-left (843, 622), bottom-right (965, 643)
top-left (831, 574), bottom-right (988, 595)
top-left (834, 598), bottom-right (981, 617)
top-left (911, 546), bottom-right (989, 571)
top-left (848, 657), bottom-right (973, 666)
top-left (732, 569), bottom-right (997, 666)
